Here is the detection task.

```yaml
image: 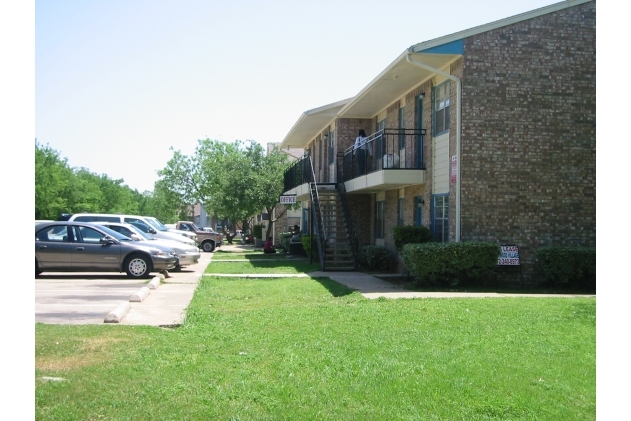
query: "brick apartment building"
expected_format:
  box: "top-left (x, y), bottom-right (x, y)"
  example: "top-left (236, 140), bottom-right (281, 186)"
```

top-left (280, 0), bottom-right (595, 281)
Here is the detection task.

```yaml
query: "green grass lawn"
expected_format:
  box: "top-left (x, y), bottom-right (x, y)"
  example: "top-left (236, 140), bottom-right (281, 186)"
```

top-left (206, 259), bottom-right (321, 274)
top-left (35, 250), bottom-right (596, 420)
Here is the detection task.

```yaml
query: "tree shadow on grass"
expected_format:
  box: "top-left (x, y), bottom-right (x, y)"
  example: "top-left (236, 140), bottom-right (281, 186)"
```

top-left (309, 276), bottom-right (355, 297)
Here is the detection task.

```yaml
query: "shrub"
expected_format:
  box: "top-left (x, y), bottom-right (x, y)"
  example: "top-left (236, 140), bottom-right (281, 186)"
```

top-left (358, 245), bottom-right (393, 272)
top-left (535, 246), bottom-right (596, 289)
top-left (252, 224), bottom-right (265, 240)
top-left (301, 235), bottom-right (319, 260)
top-left (393, 225), bottom-right (432, 251)
top-left (402, 242), bottom-right (501, 287)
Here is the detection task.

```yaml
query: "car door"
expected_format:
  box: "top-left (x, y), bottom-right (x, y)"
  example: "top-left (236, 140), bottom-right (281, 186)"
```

top-left (71, 225), bottom-right (122, 270)
top-left (35, 225), bottom-right (74, 269)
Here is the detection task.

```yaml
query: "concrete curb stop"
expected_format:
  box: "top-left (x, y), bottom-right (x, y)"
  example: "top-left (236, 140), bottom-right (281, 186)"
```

top-left (104, 302), bottom-right (131, 323)
top-left (130, 286), bottom-right (151, 302)
top-left (147, 277), bottom-right (161, 290)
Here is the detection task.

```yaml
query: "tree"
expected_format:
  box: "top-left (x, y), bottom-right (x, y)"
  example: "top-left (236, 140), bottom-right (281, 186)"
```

top-left (252, 146), bottom-right (299, 240)
top-left (157, 139), bottom-right (298, 243)
top-left (35, 142), bottom-right (74, 219)
top-left (35, 141), bottom-right (154, 219)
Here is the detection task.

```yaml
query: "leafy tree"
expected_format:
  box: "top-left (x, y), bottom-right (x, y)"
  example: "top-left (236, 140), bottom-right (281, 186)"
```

top-left (158, 139), bottom-right (298, 243)
top-left (35, 141), bottom-right (156, 219)
top-left (35, 142), bottom-right (73, 219)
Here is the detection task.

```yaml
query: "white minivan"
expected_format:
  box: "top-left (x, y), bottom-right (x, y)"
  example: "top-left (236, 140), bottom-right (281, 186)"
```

top-left (67, 214), bottom-right (197, 247)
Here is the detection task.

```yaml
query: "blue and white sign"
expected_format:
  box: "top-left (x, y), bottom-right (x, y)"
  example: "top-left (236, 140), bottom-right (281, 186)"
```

top-left (498, 245), bottom-right (520, 266)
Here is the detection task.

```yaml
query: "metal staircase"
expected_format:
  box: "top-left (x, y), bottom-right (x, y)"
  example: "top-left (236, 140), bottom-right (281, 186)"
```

top-left (310, 183), bottom-right (357, 271)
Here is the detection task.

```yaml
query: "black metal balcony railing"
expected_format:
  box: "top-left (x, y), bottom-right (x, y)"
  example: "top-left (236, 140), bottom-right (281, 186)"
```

top-left (283, 129), bottom-right (426, 192)
top-left (340, 129), bottom-right (426, 182)
top-left (284, 153), bottom-right (313, 193)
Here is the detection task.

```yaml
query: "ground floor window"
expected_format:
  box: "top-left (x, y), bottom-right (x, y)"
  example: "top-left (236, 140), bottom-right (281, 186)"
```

top-left (397, 198), bottom-right (404, 226)
top-left (375, 201), bottom-right (384, 239)
top-left (432, 194), bottom-right (449, 242)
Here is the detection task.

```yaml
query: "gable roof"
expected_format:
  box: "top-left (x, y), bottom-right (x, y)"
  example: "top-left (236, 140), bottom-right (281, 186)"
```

top-left (280, 98), bottom-right (351, 149)
top-left (281, 0), bottom-right (592, 147)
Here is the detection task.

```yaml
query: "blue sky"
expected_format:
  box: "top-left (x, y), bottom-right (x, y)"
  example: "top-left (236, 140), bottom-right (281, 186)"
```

top-left (31, 0), bottom-right (569, 193)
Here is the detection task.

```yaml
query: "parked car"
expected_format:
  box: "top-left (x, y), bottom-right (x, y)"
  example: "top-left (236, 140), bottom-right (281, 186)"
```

top-left (144, 216), bottom-right (197, 243)
top-left (66, 213), bottom-right (197, 247)
top-left (89, 222), bottom-right (201, 270)
top-left (170, 221), bottom-right (222, 252)
top-left (35, 221), bottom-right (178, 278)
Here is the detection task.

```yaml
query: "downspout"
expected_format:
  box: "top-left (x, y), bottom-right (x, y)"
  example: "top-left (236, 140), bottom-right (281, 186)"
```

top-left (406, 50), bottom-right (462, 242)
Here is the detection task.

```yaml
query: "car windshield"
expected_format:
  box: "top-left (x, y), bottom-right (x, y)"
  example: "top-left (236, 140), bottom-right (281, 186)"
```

top-left (190, 222), bottom-right (202, 231)
top-left (145, 218), bottom-right (167, 232)
top-left (131, 227), bottom-right (154, 240)
top-left (90, 224), bottom-right (132, 241)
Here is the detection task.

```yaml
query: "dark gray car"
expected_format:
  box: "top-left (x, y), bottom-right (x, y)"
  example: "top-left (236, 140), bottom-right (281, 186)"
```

top-left (35, 221), bottom-right (178, 278)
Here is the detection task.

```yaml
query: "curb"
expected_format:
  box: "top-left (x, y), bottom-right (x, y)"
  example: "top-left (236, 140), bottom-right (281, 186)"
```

top-left (130, 286), bottom-right (151, 302)
top-left (147, 276), bottom-right (161, 290)
top-left (104, 302), bottom-right (131, 323)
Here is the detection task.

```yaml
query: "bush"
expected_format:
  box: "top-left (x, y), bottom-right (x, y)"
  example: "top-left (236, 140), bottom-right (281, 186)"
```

top-left (535, 246), bottom-right (596, 289)
top-left (358, 245), bottom-right (393, 272)
top-left (402, 242), bottom-right (501, 287)
top-left (252, 224), bottom-right (265, 240)
top-left (393, 225), bottom-right (432, 251)
top-left (301, 235), bottom-right (319, 260)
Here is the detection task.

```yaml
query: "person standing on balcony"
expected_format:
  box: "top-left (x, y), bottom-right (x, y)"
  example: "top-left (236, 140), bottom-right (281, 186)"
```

top-left (353, 129), bottom-right (370, 175)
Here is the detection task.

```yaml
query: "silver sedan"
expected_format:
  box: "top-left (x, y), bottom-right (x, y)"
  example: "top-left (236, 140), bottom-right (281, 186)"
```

top-left (90, 222), bottom-right (201, 270)
top-left (35, 221), bottom-right (178, 278)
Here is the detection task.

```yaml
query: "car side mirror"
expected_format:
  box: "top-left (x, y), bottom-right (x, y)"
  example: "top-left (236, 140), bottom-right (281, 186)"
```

top-left (149, 228), bottom-right (157, 234)
top-left (100, 237), bottom-right (115, 245)
top-left (131, 234), bottom-right (142, 241)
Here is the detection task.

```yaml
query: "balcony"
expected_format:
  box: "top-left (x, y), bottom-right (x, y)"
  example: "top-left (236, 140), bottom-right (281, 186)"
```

top-left (283, 129), bottom-right (426, 198)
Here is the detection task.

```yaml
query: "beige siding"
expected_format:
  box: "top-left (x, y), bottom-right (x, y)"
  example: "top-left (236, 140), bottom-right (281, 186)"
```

top-left (432, 133), bottom-right (449, 193)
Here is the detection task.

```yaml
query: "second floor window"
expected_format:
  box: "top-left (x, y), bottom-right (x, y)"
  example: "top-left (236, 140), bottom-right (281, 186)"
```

top-left (434, 82), bottom-right (451, 135)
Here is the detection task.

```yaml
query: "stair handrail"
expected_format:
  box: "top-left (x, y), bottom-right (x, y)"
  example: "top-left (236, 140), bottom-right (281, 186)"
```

top-left (336, 180), bottom-right (359, 270)
top-left (307, 156), bottom-right (326, 270)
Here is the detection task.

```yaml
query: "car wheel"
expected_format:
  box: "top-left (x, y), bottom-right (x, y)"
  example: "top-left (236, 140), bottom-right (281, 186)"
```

top-left (35, 259), bottom-right (42, 277)
top-left (202, 241), bottom-right (215, 253)
top-left (124, 254), bottom-right (152, 278)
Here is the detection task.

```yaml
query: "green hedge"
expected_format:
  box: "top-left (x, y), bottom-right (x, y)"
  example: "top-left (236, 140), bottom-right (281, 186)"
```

top-left (535, 246), bottom-right (596, 288)
top-left (301, 235), bottom-right (319, 260)
top-left (358, 245), bottom-right (393, 271)
top-left (393, 225), bottom-right (432, 251)
top-left (401, 242), bottom-right (501, 287)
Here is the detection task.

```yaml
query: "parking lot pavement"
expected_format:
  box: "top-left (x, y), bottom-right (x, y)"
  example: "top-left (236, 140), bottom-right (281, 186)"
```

top-left (35, 252), bottom-right (213, 326)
